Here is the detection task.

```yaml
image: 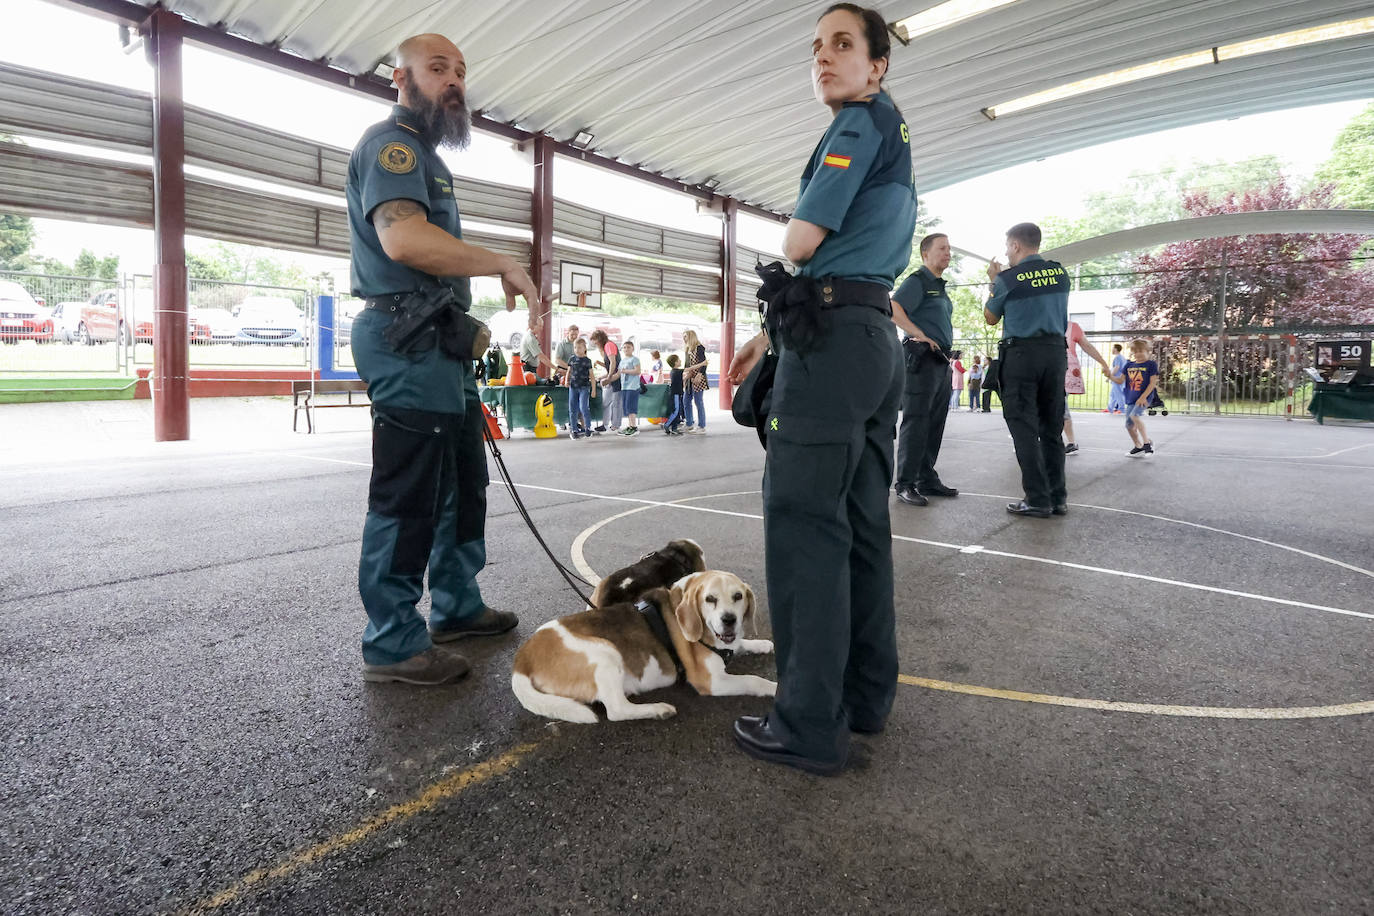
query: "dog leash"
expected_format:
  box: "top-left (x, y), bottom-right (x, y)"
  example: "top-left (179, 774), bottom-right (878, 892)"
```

top-left (482, 419), bottom-right (596, 606)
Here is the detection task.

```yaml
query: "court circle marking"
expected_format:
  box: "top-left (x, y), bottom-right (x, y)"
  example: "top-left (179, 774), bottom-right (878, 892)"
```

top-left (567, 489), bottom-right (1373, 720)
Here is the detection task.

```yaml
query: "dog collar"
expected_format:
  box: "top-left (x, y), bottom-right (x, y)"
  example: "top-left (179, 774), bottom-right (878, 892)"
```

top-left (637, 599), bottom-right (684, 676)
top-left (707, 644), bottom-right (734, 665)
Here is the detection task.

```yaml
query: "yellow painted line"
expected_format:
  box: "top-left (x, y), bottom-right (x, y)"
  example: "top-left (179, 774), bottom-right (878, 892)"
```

top-left (898, 675), bottom-right (1374, 719)
top-left (177, 742), bottom-right (538, 915)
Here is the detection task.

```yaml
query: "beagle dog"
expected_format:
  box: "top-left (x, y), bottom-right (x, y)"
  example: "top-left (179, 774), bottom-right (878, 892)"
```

top-left (511, 571), bottom-right (775, 723)
top-left (589, 538), bottom-right (706, 607)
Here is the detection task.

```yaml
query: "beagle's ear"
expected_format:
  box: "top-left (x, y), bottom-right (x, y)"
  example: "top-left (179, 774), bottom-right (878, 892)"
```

top-left (674, 579), bottom-right (704, 642)
top-left (743, 584), bottom-right (757, 637)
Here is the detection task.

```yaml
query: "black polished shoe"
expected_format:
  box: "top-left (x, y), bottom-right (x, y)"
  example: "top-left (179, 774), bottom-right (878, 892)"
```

top-left (1052, 504), bottom-right (1069, 516)
top-left (1006, 501), bottom-right (1052, 518)
top-left (732, 716), bottom-right (845, 776)
top-left (920, 482), bottom-right (959, 498)
top-left (895, 485), bottom-right (928, 506)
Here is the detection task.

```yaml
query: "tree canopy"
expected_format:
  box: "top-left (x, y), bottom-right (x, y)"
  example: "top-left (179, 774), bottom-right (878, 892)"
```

top-left (1315, 102), bottom-right (1374, 210)
top-left (1041, 156), bottom-right (1284, 290)
top-left (1126, 178), bottom-right (1374, 330)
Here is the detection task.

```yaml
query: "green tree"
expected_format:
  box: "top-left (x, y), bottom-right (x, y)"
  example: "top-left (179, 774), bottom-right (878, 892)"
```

top-left (186, 250), bottom-right (235, 281)
top-left (1042, 155), bottom-right (1284, 290)
top-left (1316, 102), bottom-right (1374, 210)
top-left (72, 249), bottom-right (119, 280)
top-left (0, 213), bottom-right (35, 268)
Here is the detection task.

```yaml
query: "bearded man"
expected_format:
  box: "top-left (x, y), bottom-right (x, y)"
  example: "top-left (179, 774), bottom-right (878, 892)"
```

top-left (346, 33), bottom-right (539, 685)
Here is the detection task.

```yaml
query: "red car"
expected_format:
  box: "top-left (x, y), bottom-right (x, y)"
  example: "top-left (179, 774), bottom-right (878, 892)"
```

top-left (0, 280), bottom-right (54, 343)
top-left (79, 288), bottom-right (209, 344)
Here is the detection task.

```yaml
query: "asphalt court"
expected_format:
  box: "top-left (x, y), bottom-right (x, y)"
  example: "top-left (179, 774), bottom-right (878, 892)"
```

top-left (1, 399), bottom-right (1371, 914)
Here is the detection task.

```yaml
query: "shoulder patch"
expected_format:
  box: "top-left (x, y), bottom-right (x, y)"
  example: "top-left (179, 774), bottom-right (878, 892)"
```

top-left (378, 142), bottom-right (417, 175)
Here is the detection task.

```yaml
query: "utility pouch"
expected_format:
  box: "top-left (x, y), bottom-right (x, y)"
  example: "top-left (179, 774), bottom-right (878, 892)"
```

top-left (755, 260), bottom-right (823, 355)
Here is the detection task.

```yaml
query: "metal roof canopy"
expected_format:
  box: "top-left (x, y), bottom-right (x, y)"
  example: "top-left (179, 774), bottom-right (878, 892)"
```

top-left (48, 0), bottom-right (1374, 215)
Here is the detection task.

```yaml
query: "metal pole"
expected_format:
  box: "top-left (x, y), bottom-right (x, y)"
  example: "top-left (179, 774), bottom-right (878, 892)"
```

top-left (1215, 252), bottom-right (1227, 416)
top-left (145, 9), bottom-right (189, 441)
top-left (719, 197), bottom-right (738, 409)
top-left (530, 135), bottom-right (555, 375)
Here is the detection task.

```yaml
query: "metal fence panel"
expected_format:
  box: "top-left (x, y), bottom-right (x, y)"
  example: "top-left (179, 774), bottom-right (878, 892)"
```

top-left (947, 328), bottom-right (1374, 420)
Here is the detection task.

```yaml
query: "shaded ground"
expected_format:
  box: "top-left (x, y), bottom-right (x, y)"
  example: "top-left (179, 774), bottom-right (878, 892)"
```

top-left (2, 398), bottom-right (1371, 915)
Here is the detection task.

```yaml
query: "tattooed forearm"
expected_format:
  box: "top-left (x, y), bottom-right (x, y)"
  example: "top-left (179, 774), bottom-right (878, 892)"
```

top-left (374, 199), bottom-right (424, 229)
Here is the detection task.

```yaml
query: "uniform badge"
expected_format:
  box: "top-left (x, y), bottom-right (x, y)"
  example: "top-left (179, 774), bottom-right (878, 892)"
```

top-left (822, 154), bottom-right (851, 169)
top-left (378, 142), bottom-right (417, 175)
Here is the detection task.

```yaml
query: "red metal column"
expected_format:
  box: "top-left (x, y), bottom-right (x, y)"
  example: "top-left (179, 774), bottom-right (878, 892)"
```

top-left (145, 10), bottom-right (189, 440)
top-left (530, 134), bottom-right (555, 375)
top-left (718, 197), bottom-right (738, 409)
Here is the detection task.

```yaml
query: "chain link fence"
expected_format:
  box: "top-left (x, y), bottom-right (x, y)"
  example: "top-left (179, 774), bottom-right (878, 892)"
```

top-left (0, 270), bottom-right (317, 375)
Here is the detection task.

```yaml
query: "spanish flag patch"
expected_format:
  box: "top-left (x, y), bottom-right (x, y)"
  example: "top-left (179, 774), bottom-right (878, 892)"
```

top-left (822, 154), bottom-right (851, 169)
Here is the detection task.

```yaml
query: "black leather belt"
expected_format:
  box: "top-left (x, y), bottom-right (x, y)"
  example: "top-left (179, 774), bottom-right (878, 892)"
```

top-left (818, 278), bottom-right (891, 316)
top-left (363, 293), bottom-right (415, 311)
top-left (1001, 332), bottom-right (1063, 347)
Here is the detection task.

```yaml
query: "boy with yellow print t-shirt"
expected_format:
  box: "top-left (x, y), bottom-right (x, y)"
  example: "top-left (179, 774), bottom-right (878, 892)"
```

top-left (1107, 338), bottom-right (1160, 457)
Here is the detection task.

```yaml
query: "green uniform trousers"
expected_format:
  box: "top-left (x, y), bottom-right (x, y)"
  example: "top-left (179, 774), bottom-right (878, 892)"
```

top-left (894, 352), bottom-right (953, 490)
top-left (351, 307), bottom-right (490, 666)
top-left (763, 307), bottom-right (904, 764)
top-left (997, 337), bottom-right (1068, 509)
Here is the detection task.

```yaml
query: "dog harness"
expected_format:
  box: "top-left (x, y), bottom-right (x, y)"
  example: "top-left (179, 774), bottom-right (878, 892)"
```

top-left (635, 599), bottom-right (733, 675)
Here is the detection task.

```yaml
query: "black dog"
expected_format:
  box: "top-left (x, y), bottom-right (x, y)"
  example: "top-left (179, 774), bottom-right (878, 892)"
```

top-left (590, 539), bottom-right (706, 608)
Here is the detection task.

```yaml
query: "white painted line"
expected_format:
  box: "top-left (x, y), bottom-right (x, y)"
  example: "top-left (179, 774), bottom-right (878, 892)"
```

top-left (567, 488), bottom-right (1374, 720)
top-left (897, 675), bottom-right (1374, 719)
top-left (274, 454), bottom-right (1371, 621)
top-left (960, 491), bottom-right (1374, 581)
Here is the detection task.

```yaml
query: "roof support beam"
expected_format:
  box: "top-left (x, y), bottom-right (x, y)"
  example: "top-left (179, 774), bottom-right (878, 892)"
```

top-left (54, 0), bottom-right (787, 223)
top-left (719, 197), bottom-right (738, 408)
top-left (144, 8), bottom-right (190, 442)
top-left (530, 134), bottom-right (555, 374)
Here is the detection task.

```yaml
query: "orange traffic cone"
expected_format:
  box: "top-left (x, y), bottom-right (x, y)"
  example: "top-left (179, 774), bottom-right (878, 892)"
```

top-left (507, 356), bottom-right (525, 386)
top-left (483, 404), bottom-right (504, 440)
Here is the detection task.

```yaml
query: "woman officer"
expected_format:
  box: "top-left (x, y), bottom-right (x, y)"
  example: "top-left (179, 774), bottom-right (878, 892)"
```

top-left (727, 3), bottom-right (916, 775)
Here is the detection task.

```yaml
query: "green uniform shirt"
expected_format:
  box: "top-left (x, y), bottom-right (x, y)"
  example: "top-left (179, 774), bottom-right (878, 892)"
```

top-left (984, 253), bottom-right (1070, 339)
top-left (346, 105), bottom-right (472, 308)
top-left (891, 265), bottom-right (953, 350)
top-left (793, 91), bottom-right (917, 287)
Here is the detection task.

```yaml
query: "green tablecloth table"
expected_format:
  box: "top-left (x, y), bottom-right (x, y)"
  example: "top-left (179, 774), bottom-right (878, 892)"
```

top-left (479, 383), bottom-right (671, 431)
top-left (1307, 384), bottom-right (1374, 424)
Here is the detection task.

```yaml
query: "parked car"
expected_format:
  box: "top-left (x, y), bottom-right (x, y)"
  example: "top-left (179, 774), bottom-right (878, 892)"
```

top-left (191, 307), bottom-right (236, 343)
top-left (135, 311), bottom-right (211, 344)
top-left (234, 296), bottom-right (306, 345)
top-left (486, 308), bottom-right (529, 350)
top-left (0, 280), bottom-right (54, 343)
top-left (49, 300), bottom-right (85, 343)
top-left (78, 288), bottom-right (129, 345)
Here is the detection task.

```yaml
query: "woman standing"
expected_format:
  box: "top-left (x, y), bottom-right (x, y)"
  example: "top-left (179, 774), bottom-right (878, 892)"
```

top-left (682, 329), bottom-right (709, 433)
top-left (726, 3), bottom-right (915, 775)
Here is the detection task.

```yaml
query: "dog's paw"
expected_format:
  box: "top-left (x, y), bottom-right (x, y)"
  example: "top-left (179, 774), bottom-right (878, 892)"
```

top-left (738, 639), bottom-right (774, 655)
top-left (646, 702), bottom-right (677, 719)
top-left (757, 679), bottom-right (777, 697)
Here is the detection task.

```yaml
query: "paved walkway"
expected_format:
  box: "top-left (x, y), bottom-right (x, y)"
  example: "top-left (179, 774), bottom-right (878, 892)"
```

top-left (2, 399), bottom-right (1371, 914)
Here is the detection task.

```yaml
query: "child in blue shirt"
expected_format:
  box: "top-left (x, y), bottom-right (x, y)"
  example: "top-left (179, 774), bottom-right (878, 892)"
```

top-left (613, 340), bottom-right (642, 436)
top-left (566, 338), bottom-right (597, 440)
top-left (663, 354), bottom-right (685, 436)
top-left (1107, 337), bottom-right (1160, 456)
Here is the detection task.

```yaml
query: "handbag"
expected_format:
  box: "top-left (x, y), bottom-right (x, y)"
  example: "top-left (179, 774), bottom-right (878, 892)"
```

top-left (731, 348), bottom-right (778, 448)
top-left (638, 379), bottom-right (647, 395)
top-left (690, 370), bottom-right (708, 392)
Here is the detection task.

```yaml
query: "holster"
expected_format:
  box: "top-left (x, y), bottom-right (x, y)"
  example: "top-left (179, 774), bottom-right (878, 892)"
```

top-left (384, 287), bottom-right (490, 360)
top-left (755, 260), bottom-right (824, 355)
